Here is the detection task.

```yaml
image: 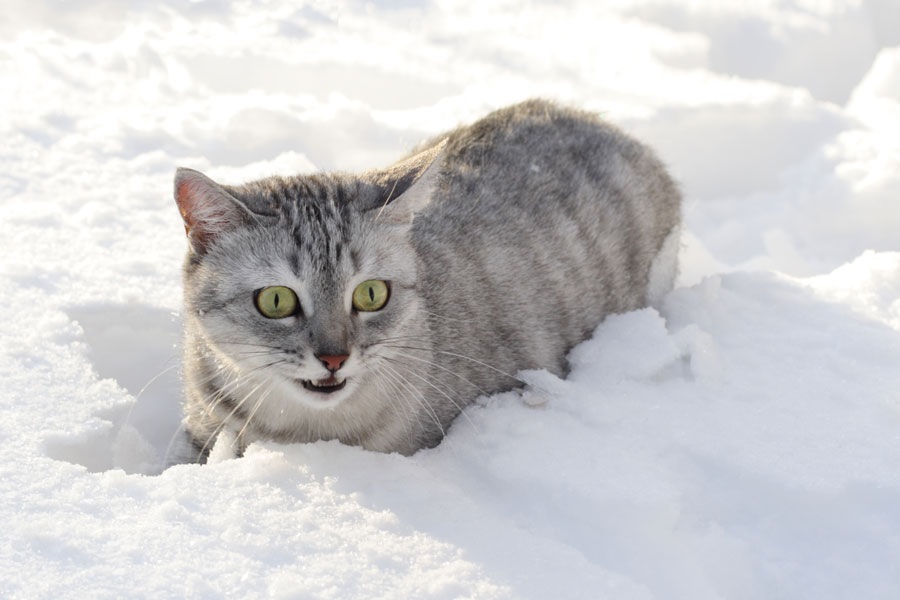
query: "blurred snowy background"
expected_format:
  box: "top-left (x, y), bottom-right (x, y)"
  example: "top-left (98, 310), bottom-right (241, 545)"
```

top-left (1, 1), bottom-right (899, 598)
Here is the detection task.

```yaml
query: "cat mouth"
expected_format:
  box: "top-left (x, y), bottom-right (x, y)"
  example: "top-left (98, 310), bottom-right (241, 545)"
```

top-left (300, 376), bottom-right (347, 394)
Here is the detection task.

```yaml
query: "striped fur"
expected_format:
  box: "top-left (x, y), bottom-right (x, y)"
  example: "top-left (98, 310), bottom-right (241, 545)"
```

top-left (174, 99), bottom-right (681, 461)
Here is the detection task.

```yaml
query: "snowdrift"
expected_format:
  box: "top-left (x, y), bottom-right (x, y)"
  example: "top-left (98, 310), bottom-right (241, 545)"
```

top-left (1, 1), bottom-right (899, 598)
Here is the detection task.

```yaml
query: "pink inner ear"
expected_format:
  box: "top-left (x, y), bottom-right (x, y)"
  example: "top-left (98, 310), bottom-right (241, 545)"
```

top-left (175, 170), bottom-right (242, 252)
top-left (176, 180), bottom-right (198, 232)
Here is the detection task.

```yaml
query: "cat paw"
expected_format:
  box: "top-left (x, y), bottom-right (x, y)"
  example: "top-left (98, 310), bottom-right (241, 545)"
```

top-left (207, 429), bottom-right (240, 463)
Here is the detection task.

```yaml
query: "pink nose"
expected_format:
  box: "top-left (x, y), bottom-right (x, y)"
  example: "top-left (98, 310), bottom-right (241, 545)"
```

top-left (317, 354), bottom-right (349, 372)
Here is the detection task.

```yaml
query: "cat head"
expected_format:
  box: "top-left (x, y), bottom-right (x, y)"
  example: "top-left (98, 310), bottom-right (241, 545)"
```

top-left (174, 142), bottom-right (444, 410)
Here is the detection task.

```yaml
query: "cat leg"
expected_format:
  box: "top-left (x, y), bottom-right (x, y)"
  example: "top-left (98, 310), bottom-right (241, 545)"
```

top-left (207, 427), bottom-right (240, 463)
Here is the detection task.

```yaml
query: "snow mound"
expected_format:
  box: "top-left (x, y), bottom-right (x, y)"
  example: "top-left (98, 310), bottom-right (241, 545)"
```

top-left (2, 1), bottom-right (900, 597)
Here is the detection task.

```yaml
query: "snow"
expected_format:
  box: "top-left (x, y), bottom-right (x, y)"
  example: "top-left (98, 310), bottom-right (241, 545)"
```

top-left (1, 1), bottom-right (899, 598)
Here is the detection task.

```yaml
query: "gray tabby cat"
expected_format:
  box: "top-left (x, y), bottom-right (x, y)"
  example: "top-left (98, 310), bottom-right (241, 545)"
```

top-left (173, 99), bottom-right (680, 461)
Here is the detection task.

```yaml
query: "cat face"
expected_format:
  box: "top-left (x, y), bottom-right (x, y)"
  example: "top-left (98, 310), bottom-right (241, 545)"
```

top-left (189, 210), bottom-right (419, 409)
top-left (175, 147), bottom-right (442, 412)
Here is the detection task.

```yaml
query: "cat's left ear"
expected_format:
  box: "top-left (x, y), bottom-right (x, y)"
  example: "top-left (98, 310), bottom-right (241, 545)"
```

top-left (371, 139), bottom-right (446, 225)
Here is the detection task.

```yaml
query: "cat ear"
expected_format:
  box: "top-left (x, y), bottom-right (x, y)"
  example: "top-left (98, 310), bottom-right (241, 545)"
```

top-left (372, 139), bottom-right (446, 225)
top-left (174, 168), bottom-right (254, 254)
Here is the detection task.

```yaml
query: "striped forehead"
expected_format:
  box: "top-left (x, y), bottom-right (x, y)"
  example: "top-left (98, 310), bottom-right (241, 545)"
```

top-left (278, 178), bottom-right (358, 273)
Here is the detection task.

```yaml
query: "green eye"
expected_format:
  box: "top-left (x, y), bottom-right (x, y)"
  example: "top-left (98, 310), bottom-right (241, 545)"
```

top-left (352, 280), bottom-right (390, 312)
top-left (255, 286), bottom-right (299, 319)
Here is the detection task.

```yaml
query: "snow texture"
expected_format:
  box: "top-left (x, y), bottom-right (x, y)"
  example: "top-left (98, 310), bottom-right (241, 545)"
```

top-left (1, 1), bottom-right (899, 598)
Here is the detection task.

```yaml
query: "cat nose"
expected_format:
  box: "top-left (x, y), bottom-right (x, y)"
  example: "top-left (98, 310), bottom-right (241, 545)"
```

top-left (317, 353), bottom-right (349, 372)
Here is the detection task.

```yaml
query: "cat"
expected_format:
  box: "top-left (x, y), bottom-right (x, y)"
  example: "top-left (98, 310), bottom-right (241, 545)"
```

top-left (173, 99), bottom-right (681, 462)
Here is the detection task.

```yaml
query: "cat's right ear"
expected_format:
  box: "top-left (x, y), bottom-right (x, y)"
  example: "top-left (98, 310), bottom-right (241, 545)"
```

top-left (174, 168), bottom-right (251, 254)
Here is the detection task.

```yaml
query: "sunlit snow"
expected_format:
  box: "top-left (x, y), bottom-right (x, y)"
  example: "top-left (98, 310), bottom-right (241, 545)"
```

top-left (1, 1), bottom-right (899, 598)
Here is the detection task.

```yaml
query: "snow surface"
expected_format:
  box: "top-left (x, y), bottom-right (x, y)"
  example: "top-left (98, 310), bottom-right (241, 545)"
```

top-left (2, 1), bottom-right (900, 598)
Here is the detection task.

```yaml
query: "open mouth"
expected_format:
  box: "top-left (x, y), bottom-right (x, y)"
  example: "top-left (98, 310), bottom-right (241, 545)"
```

top-left (300, 376), bottom-right (347, 394)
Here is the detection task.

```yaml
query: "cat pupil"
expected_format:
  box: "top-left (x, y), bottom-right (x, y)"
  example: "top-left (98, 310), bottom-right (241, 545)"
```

top-left (273, 294), bottom-right (279, 308)
top-left (368, 287), bottom-right (374, 302)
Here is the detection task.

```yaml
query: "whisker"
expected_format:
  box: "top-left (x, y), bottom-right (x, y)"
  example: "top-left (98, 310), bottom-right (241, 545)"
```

top-left (369, 334), bottom-right (433, 346)
top-left (383, 349), bottom-right (490, 397)
top-left (379, 356), bottom-right (478, 434)
top-left (236, 380), bottom-right (276, 445)
top-left (372, 366), bottom-right (420, 445)
top-left (111, 360), bottom-right (181, 470)
top-left (193, 355), bottom-right (288, 392)
top-left (196, 359), bottom-right (288, 460)
top-left (380, 363), bottom-right (445, 438)
top-left (162, 428), bottom-right (182, 468)
top-left (223, 349), bottom-right (288, 358)
top-left (209, 340), bottom-right (291, 354)
top-left (422, 310), bottom-right (476, 323)
top-left (381, 344), bottom-right (528, 387)
top-left (132, 364), bottom-right (179, 402)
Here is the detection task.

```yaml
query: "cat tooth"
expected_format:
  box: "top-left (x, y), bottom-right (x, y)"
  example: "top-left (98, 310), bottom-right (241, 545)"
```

top-left (300, 377), bottom-right (347, 394)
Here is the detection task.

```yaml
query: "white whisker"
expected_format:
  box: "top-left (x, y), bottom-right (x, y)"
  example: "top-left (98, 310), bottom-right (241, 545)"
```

top-left (380, 363), bottom-right (445, 438)
top-left (379, 355), bottom-right (479, 434)
top-left (382, 343), bottom-right (528, 387)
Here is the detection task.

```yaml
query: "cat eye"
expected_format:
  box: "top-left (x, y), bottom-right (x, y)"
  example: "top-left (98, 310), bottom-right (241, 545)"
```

top-left (255, 286), bottom-right (299, 319)
top-left (352, 280), bottom-right (390, 312)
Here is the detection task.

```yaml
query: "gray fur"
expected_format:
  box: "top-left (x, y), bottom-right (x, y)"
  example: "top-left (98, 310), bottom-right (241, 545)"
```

top-left (173, 99), bottom-right (681, 460)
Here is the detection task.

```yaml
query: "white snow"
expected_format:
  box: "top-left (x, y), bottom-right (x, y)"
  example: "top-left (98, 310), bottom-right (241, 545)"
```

top-left (2, 1), bottom-right (900, 598)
